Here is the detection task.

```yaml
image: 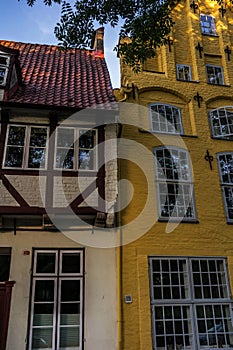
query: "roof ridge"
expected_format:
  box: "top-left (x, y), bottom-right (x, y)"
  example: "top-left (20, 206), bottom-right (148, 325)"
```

top-left (0, 39), bottom-right (95, 54)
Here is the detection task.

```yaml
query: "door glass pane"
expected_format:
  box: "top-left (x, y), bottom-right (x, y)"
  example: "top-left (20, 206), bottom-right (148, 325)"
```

top-left (32, 327), bottom-right (53, 350)
top-left (36, 253), bottom-right (56, 274)
top-left (61, 253), bottom-right (81, 274)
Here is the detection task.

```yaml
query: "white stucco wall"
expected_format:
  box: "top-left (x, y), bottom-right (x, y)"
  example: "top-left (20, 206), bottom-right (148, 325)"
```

top-left (0, 231), bottom-right (117, 350)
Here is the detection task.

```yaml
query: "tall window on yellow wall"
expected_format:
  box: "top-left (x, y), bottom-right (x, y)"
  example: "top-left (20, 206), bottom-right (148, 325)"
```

top-left (154, 147), bottom-right (196, 220)
top-left (217, 152), bottom-right (233, 222)
top-left (206, 65), bottom-right (224, 85)
top-left (150, 104), bottom-right (183, 134)
top-left (149, 257), bottom-right (233, 350)
top-left (200, 14), bottom-right (217, 35)
top-left (209, 107), bottom-right (233, 139)
top-left (176, 64), bottom-right (192, 82)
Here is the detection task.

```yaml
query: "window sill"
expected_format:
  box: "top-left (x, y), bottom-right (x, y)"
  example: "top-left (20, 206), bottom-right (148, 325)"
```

top-left (143, 70), bottom-right (165, 75)
top-left (202, 33), bottom-right (218, 37)
top-left (207, 83), bottom-right (230, 87)
top-left (158, 218), bottom-right (199, 223)
top-left (177, 79), bottom-right (199, 83)
top-left (138, 129), bottom-right (198, 138)
top-left (211, 135), bottom-right (233, 141)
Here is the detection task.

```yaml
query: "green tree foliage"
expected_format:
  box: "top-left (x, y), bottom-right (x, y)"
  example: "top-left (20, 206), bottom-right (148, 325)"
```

top-left (20, 0), bottom-right (216, 71)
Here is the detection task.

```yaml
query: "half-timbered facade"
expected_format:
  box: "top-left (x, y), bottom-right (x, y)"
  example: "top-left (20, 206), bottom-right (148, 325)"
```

top-left (0, 28), bottom-right (118, 350)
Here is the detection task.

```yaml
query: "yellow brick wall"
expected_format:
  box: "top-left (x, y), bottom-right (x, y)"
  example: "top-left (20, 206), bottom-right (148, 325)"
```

top-left (116, 0), bottom-right (233, 349)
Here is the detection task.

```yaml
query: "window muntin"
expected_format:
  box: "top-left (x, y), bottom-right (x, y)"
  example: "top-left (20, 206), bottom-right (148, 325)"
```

top-left (209, 107), bottom-right (233, 139)
top-left (0, 54), bottom-right (10, 85)
top-left (176, 64), bottom-right (192, 81)
top-left (29, 249), bottom-right (83, 350)
top-left (217, 153), bottom-right (233, 221)
top-left (55, 127), bottom-right (96, 171)
top-left (206, 65), bottom-right (224, 85)
top-left (200, 14), bottom-right (217, 35)
top-left (154, 147), bottom-right (196, 220)
top-left (4, 125), bottom-right (48, 169)
top-left (149, 257), bottom-right (233, 350)
top-left (150, 104), bottom-right (183, 134)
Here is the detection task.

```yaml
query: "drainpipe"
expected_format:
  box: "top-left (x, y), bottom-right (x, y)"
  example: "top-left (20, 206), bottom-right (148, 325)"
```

top-left (117, 121), bottom-right (124, 350)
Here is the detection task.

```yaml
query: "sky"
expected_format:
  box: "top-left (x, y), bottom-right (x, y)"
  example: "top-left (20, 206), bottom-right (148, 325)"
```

top-left (0, 0), bottom-right (120, 87)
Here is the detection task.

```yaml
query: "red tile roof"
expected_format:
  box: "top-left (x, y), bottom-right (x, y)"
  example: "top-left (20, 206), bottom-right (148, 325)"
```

top-left (0, 40), bottom-right (116, 109)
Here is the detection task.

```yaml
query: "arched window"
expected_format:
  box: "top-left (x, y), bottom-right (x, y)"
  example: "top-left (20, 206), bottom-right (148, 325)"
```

top-left (150, 104), bottom-right (183, 134)
top-left (217, 152), bottom-right (233, 221)
top-left (154, 147), bottom-right (196, 220)
top-left (209, 107), bottom-right (233, 139)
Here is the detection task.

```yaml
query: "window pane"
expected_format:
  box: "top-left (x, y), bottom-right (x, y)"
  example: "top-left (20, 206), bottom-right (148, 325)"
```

top-left (154, 305), bottom-right (193, 350)
top-left (4, 146), bottom-right (24, 167)
top-left (0, 254), bottom-right (11, 282)
top-left (57, 128), bottom-right (74, 147)
top-left (78, 149), bottom-right (94, 170)
top-left (79, 129), bottom-right (95, 149)
top-left (197, 304), bottom-right (233, 348)
top-left (59, 327), bottom-right (80, 348)
top-left (56, 148), bottom-right (74, 169)
top-left (28, 148), bottom-right (46, 168)
top-left (34, 280), bottom-right (54, 302)
top-left (60, 303), bottom-right (80, 325)
top-left (7, 126), bottom-right (26, 145)
top-left (32, 328), bottom-right (53, 350)
top-left (30, 128), bottom-right (47, 147)
top-left (61, 253), bottom-right (81, 274)
top-left (61, 280), bottom-right (80, 302)
top-left (36, 253), bottom-right (56, 274)
top-left (33, 304), bottom-right (54, 326)
top-left (0, 56), bottom-right (8, 65)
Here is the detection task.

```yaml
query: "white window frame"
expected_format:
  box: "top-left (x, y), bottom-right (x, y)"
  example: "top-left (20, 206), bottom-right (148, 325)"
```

top-left (154, 147), bottom-right (196, 220)
top-left (54, 126), bottom-right (97, 171)
top-left (28, 249), bottom-right (84, 350)
top-left (176, 64), bottom-right (192, 81)
top-left (209, 107), bottom-right (233, 139)
top-left (149, 256), bottom-right (233, 350)
top-left (3, 124), bottom-right (49, 169)
top-left (0, 54), bottom-right (10, 86)
top-left (200, 14), bottom-right (217, 36)
top-left (206, 65), bottom-right (224, 85)
top-left (150, 104), bottom-right (184, 134)
top-left (217, 152), bottom-right (233, 222)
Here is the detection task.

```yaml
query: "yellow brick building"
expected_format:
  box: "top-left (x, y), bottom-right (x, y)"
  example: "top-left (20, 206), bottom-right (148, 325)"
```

top-left (115, 0), bottom-right (233, 349)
